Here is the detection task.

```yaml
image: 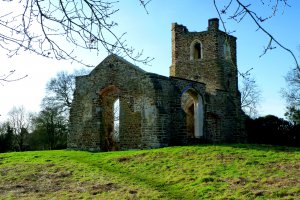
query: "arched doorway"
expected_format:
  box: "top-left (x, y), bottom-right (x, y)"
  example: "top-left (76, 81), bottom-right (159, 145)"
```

top-left (99, 85), bottom-right (121, 151)
top-left (181, 89), bottom-right (204, 138)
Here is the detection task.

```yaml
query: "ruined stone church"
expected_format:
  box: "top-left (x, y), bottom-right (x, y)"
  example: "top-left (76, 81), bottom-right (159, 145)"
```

top-left (68, 18), bottom-right (246, 151)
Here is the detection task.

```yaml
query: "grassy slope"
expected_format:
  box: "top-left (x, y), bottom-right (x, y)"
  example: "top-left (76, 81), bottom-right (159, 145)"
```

top-left (0, 144), bottom-right (299, 200)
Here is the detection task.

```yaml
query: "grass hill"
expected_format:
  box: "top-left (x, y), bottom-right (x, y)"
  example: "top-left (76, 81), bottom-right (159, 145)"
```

top-left (0, 144), bottom-right (299, 199)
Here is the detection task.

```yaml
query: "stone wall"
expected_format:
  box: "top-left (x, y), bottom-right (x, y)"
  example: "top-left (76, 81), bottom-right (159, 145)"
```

top-left (170, 19), bottom-right (237, 93)
top-left (68, 18), bottom-right (246, 151)
top-left (68, 55), bottom-right (195, 151)
top-left (69, 55), bottom-right (157, 151)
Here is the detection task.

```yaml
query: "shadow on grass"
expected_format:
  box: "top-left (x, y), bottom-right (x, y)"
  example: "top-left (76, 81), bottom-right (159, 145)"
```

top-left (212, 143), bottom-right (300, 153)
top-left (99, 164), bottom-right (193, 199)
top-left (67, 151), bottom-right (194, 199)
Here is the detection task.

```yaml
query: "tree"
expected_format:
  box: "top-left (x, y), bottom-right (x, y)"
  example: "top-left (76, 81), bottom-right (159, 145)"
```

top-left (239, 71), bottom-right (261, 118)
top-left (35, 69), bottom-right (89, 150)
top-left (31, 107), bottom-right (68, 150)
top-left (0, 122), bottom-right (14, 152)
top-left (214, 1), bottom-right (299, 119)
top-left (42, 69), bottom-right (90, 117)
top-left (246, 115), bottom-right (299, 146)
top-left (282, 69), bottom-right (300, 124)
top-left (0, 0), bottom-right (153, 67)
top-left (7, 106), bottom-right (31, 151)
top-left (284, 106), bottom-right (300, 125)
top-left (42, 71), bottom-right (75, 115)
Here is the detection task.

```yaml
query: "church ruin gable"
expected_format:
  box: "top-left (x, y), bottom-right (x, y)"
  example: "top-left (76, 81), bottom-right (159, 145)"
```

top-left (68, 18), bottom-right (246, 151)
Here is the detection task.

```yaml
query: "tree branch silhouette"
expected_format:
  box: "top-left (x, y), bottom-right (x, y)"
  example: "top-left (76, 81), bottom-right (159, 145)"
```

top-left (0, 0), bottom-right (153, 67)
top-left (0, 70), bottom-right (28, 86)
top-left (214, 0), bottom-right (299, 70)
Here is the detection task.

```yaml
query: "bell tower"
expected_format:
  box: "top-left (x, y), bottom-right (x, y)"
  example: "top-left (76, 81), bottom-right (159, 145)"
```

top-left (170, 18), bottom-right (238, 94)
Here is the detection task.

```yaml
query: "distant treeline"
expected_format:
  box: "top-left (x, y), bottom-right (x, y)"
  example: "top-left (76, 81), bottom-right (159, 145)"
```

top-left (1, 114), bottom-right (299, 153)
top-left (246, 115), bottom-right (300, 147)
top-left (0, 122), bottom-right (67, 153)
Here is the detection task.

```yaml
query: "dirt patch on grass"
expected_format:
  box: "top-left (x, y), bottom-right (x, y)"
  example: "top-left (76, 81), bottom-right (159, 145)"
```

top-left (0, 168), bottom-right (9, 176)
top-left (0, 162), bottom-right (128, 199)
top-left (90, 182), bottom-right (120, 195)
top-left (116, 152), bottom-right (148, 162)
top-left (0, 163), bottom-right (74, 198)
top-left (227, 169), bottom-right (300, 199)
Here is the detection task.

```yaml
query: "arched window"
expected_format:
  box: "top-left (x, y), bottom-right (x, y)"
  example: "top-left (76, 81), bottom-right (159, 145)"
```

top-left (194, 43), bottom-right (201, 59)
top-left (190, 40), bottom-right (203, 60)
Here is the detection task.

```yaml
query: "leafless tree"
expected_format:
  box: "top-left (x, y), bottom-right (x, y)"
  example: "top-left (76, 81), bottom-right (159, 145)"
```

top-left (0, 0), bottom-right (153, 67)
top-left (283, 69), bottom-right (300, 106)
top-left (42, 69), bottom-right (90, 116)
top-left (213, 0), bottom-right (299, 70)
top-left (7, 105), bottom-right (32, 150)
top-left (42, 71), bottom-right (75, 113)
top-left (240, 73), bottom-right (262, 118)
top-left (213, 0), bottom-right (299, 119)
top-left (282, 68), bottom-right (300, 123)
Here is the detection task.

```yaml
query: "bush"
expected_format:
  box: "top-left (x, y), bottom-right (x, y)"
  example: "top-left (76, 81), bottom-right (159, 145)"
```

top-left (0, 124), bottom-right (14, 152)
top-left (246, 115), bottom-right (299, 146)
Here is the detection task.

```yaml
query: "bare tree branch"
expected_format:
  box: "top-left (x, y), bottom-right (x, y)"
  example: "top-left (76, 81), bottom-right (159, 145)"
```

top-left (0, 0), bottom-right (153, 67)
top-left (0, 70), bottom-right (28, 86)
top-left (138, 0), bottom-right (152, 14)
top-left (214, 0), bottom-right (299, 70)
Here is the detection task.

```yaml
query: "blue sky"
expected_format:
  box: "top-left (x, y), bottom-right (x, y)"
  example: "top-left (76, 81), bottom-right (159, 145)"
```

top-left (1, 0), bottom-right (300, 121)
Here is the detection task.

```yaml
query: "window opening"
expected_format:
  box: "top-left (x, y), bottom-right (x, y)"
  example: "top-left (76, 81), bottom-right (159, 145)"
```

top-left (190, 40), bottom-right (203, 60)
top-left (113, 98), bottom-right (120, 142)
top-left (194, 42), bottom-right (201, 59)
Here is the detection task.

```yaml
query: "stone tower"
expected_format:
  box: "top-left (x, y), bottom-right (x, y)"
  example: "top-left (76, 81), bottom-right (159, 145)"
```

top-left (170, 18), bottom-right (238, 94)
top-left (170, 18), bottom-right (245, 143)
top-left (68, 18), bottom-right (246, 151)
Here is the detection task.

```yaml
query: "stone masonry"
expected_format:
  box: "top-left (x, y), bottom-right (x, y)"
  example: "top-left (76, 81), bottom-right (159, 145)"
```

top-left (68, 18), bottom-right (246, 151)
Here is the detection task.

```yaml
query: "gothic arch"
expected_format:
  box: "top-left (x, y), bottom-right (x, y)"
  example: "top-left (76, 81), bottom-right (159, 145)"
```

top-left (98, 85), bottom-right (121, 151)
top-left (190, 39), bottom-right (203, 60)
top-left (181, 88), bottom-right (204, 138)
top-left (98, 85), bottom-right (142, 150)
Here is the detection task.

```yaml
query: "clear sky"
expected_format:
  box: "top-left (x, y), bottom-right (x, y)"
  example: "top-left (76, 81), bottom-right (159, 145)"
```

top-left (1, 0), bottom-right (300, 121)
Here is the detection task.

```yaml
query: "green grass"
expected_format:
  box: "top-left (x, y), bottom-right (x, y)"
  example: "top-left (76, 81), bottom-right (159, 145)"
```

top-left (0, 144), bottom-right (299, 199)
